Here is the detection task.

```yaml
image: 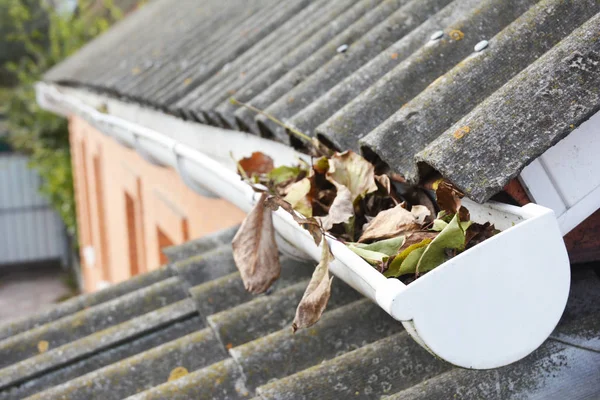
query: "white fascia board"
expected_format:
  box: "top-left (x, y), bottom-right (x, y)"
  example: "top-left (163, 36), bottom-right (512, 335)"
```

top-left (54, 85), bottom-right (310, 170)
top-left (37, 82), bottom-right (571, 370)
top-left (520, 110), bottom-right (600, 235)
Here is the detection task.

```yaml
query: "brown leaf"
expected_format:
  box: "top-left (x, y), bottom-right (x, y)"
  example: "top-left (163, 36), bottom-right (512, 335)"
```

top-left (435, 179), bottom-right (463, 214)
top-left (327, 151), bottom-right (378, 202)
top-left (359, 204), bottom-right (430, 242)
top-left (232, 193), bottom-right (281, 294)
top-left (319, 184), bottom-right (354, 231)
top-left (292, 240), bottom-right (334, 332)
top-left (239, 152), bottom-right (274, 176)
top-left (400, 231), bottom-right (439, 251)
top-left (265, 196), bottom-right (323, 246)
top-left (458, 206), bottom-right (470, 222)
top-left (465, 222), bottom-right (497, 250)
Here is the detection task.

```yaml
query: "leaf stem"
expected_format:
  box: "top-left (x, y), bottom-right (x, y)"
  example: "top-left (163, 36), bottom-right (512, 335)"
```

top-left (230, 97), bottom-right (314, 144)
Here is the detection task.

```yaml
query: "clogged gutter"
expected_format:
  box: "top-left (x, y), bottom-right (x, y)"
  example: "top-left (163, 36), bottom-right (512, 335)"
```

top-left (229, 102), bottom-right (499, 331)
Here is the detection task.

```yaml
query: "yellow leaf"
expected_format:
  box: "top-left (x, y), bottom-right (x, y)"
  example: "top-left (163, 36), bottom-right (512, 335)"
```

top-left (37, 340), bottom-right (49, 353)
top-left (168, 366), bottom-right (189, 381)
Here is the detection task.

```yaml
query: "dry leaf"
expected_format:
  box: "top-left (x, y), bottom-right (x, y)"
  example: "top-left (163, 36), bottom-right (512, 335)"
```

top-left (465, 222), bottom-right (497, 250)
top-left (359, 204), bottom-right (430, 242)
top-left (375, 174), bottom-right (392, 195)
top-left (435, 180), bottom-right (463, 214)
top-left (239, 152), bottom-right (274, 176)
top-left (327, 151), bottom-right (378, 202)
top-left (265, 196), bottom-right (323, 246)
top-left (283, 178), bottom-right (312, 217)
top-left (319, 184), bottom-right (354, 231)
top-left (410, 205), bottom-right (431, 225)
top-left (400, 231), bottom-right (439, 251)
top-left (292, 240), bottom-right (334, 332)
top-left (232, 193), bottom-right (281, 294)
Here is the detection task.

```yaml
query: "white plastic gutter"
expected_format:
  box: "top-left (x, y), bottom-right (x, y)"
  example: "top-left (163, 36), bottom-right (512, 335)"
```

top-left (36, 82), bottom-right (571, 370)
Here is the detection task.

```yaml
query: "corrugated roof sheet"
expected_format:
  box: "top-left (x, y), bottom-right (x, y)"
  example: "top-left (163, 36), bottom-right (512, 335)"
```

top-left (44, 0), bottom-right (600, 202)
top-left (0, 226), bottom-right (599, 399)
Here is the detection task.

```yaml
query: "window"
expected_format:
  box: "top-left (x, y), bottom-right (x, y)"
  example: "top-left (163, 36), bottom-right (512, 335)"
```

top-left (125, 193), bottom-right (140, 277)
top-left (157, 226), bottom-right (174, 265)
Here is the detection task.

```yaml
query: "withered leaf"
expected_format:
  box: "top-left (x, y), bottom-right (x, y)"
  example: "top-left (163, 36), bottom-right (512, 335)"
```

top-left (400, 231), bottom-right (439, 250)
top-left (318, 184), bottom-right (353, 231)
top-left (458, 206), bottom-right (470, 222)
top-left (232, 193), bottom-right (281, 294)
top-left (359, 204), bottom-right (430, 242)
top-left (238, 152), bottom-right (274, 176)
top-left (327, 151), bottom-right (378, 202)
top-left (465, 222), bottom-right (497, 250)
top-left (375, 174), bottom-right (392, 195)
top-left (265, 196), bottom-right (323, 246)
top-left (292, 239), bottom-right (334, 332)
top-left (283, 178), bottom-right (312, 217)
top-left (435, 179), bottom-right (463, 214)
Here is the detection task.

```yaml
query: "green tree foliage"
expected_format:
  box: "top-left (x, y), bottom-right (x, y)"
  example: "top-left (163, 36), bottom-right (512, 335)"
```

top-left (2, 0), bottom-right (123, 238)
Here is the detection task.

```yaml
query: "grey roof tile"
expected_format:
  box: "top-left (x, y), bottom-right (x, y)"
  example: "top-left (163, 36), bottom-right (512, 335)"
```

top-left (0, 299), bottom-right (196, 391)
top-left (414, 11), bottom-right (600, 201)
top-left (2, 316), bottom-right (203, 400)
top-left (125, 358), bottom-right (248, 400)
top-left (358, 0), bottom-right (600, 192)
top-left (288, 0), bottom-right (484, 140)
top-left (0, 276), bottom-right (187, 370)
top-left (234, 0), bottom-right (411, 139)
top-left (162, 225), bottom-right (239, 263)
top-left (0, 267), bottom-right (172, 341)
top-left (316, 0), bottom-right (539, 151)
top-left (169, 244), bottom-right (238, 287)
top-left (26, 326), bottom-right (227, 400)
top-left (206, 278), bottom-right (362, 348)
top-left (255, 0), bottom-right (454, 141)
top-left (213, 0), bottom-right (386, 130)
top-left (384, 340), bottom-right (600, 400)
top-left (189, 256), bottom-right (314, 317)
top-left (44, 0), bottom-right (600, 201)
top-left (0, 226), bottom-right (599, 399)
top-left (230, 298), bottom-right (403, 392)
top-left (173, 0), bottom-right (357, 120)
top-left (256, 331), bottom-right (452, 400)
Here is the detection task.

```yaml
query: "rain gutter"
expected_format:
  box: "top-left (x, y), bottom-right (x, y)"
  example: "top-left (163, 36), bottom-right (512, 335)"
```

top-left (36, 82), bottom-right (570, 370)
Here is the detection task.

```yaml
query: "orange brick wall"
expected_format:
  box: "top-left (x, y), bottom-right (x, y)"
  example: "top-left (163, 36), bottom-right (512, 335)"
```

top-left (69, 115), bottom-right (246, 292)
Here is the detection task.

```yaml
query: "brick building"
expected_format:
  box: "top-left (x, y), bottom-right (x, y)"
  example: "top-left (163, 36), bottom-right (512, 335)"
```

top-left (69, 116), bottom-right (244, 292)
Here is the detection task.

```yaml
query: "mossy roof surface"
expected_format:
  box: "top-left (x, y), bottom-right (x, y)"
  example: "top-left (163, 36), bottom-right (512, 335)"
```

top-left (0, 225), bottom-right (599, 399)
top-left (45, 0), bottom-right (600, 202)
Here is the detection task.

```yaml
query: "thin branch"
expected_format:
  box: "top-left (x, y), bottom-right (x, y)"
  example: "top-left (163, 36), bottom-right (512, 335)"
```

top-left (229, 97), bottom-right (313, 144)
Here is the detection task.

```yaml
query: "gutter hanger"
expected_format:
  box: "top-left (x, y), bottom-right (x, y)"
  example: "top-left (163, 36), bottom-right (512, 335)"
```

top-left (36, 82), bottom-right (570, 370)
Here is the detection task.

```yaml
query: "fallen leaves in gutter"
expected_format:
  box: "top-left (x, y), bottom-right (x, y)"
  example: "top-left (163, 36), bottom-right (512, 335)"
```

top-left (232, 148), bottom-right (499, 331)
